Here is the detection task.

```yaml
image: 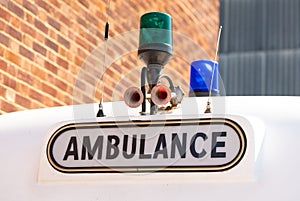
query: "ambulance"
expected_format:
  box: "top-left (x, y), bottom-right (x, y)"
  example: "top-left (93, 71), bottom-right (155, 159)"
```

top-left (0, 11), bottom-right (299, 201)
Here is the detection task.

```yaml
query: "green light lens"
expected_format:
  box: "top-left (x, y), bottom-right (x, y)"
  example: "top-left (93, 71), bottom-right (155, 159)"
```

top-left (139, 12), bottom-right (172, 48)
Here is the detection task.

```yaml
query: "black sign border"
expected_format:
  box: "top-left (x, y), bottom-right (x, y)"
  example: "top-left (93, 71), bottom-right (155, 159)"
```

top-left (47, 118), bottom-right (247, 173)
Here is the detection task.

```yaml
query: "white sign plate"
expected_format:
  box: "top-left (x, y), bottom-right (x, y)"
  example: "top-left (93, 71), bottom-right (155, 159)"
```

top-left (47, 118), bottom-right (247, 173)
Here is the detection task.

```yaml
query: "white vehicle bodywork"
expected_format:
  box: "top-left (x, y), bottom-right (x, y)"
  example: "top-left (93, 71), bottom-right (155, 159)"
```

top-left (0, 96), bottom-right (299, 201)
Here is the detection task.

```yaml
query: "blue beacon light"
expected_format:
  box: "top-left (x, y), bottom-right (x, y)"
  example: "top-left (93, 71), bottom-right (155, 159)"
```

top-left (189, 60), bottom-right (220, 96)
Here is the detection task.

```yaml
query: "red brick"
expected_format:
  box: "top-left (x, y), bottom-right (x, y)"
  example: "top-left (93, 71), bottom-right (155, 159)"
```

top-left (49, 0), bottom-right (60, 8)
top-left (42, 96), bottom-right (54, 107)
top-left (55, 78), bottom-right (68, 91)
top-left (44, 60), bottom-right (58, 74)
top-left (17, 70), bottom-right (33, 85)
top-left (111, 62), bottom-right (122, 73)
top-left (74, 56), bottom-right (83, 67)
top-left (57, 35), bottom-right (70, 49)
top-left (29, 101), bottom-right (41, 109)
top-left (11, 15), bottom-right (21, 28)
top-left (79, 72), bottom-right (97, 87)
top-left (46, 73), bottom-right (55, 83)
top-left (8, 39), bottom-right (19, 53)
top-left (23, 0), bottom-right (38, 15)
top-left (76, 16), bottom-right (87, 28)
top-left (57, 57), bottom-right (68, 69)
top-left (0, 0), bottom-right (8, 6)
top-left (36, 0), bottom-right (51, 12)
top-left (42, 83), bottom-right (57, 97)
top-left (0, 58), bottom-right (7, 69)
top-left (64, 95), bottom-right (72, 105)
top-left (75, 35), bottom-right (92, 51)
top-left (1, 99), bottom-right (18, 113)
top-left (45, 38), bottom-right (58, 52)
top-left (21, 59), bottom-right (32, 72)
top-left (0, 0), bottom-right (219, 113)
top-left (19, 45), bottom-right (35, 60)
top-left (17, 82), bottom-right (30, 94)
top-left (29, 89), bottom-right (44, 102)
top-left (6, 51), bottom-right (21, 66)
top-left (57, 47), bottom-right (66, 58)
top-left (47, 51), bottom-right (57, 63)
top-left (31, 65), bottom-right (46, 80)
top-left (25, 12), bottom-right (34, 23)
top-left (7, 25), bottom-right (22, 41)
top-left (52, 99), bottom-right (62, 107)
top-left (87, 23), bottom-right (97, 33)
top-left (35, 32), bottom-right (44, 43)
top-left (95, 10), bottom-right (105, 22)
top-left (104, 86), bottom-right (113, 97)
top-left (0, 85), bottom-right (6, 97)
top-left (113, 24), bottom-right (123, 35)
top-left (0, 19), bottom-right (6, 32)
top-left (33, 42), bottom-right (47, 56)
top-left (0, 48), bottom-right (6, 57)
top-left (86, 33), bottom-right (97, 45)
top-left (0, 6), bottom-right (10, 21)
top-left (21, 22), bottom-right (36, 36)
top-left (65, 51), bottom-right (73, 63)
top-left (8, 1), bottom-right (24, 18)
top-left (15, 94), bottom-right (31, 108)
top-left (77, 48), bottom-right (88, 59)
top-left (111, 42), bottom-right (123, 55)
top-left (75, 79), bottom-right (86, 91)
top-left (94, 88), bottom-right (101, 100)
top-left (48, 29), bottom-right (55, 40)
top-left (5, 89), bottom-right (15, 104)
top-left (0, 32), bottom-right (9, 47)
top-left (87, 20), bottom-right (99, 32)
top-left (78, 0), bottom-right (89, 8)
top-left (58, 13), bottom-right (70, 27)
top-left (3, 73), bottom-right (17, 89)
top-left (82, 94), bottom-right (93, 103)
top-left (6, 64), bottom-right (17, 76)
top-left (34, 19), bottom-right (48, 34)
top-left (47, 16), bottom-right (61, 31)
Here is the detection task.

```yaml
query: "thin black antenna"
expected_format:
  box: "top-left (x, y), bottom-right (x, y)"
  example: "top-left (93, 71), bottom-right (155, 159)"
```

top-left (97, 0), bottom-right (111, 117)
top-left (205, 26), bottom-right (222, 114)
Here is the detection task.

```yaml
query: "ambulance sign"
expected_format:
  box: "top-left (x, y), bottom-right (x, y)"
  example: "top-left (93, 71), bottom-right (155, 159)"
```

top-left (47, 118), bottom-right (247, 173)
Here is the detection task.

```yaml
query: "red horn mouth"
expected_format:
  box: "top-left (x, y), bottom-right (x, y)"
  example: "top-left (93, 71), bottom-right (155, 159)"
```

top-left (124, 87), bottom-right (144, 108)
top-left (151, 84), bottom-right (171, 106)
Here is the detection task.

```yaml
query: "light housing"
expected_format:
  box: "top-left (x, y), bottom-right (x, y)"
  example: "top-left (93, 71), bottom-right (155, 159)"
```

top-left (189, 60), bottom-right (220, 96)
top-left (138, 12), bottom-right (173, 66)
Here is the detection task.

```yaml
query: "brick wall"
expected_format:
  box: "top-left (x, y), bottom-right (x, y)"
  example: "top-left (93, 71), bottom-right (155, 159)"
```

top-left (0, 0), bottom-right (219, 114)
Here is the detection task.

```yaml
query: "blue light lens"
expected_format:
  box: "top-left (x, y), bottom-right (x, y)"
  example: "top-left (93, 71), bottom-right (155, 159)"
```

top-left (189, 60), bottom-right (220, 96)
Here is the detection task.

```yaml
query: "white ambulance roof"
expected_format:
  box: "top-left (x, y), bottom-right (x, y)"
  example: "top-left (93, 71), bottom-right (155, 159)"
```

top-left (0, 96), bottom-right (299, 201)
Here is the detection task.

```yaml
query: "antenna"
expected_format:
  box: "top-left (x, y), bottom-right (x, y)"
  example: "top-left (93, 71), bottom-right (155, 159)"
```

top-left (97, 0), bottom-right (111, 117)
top-left (205, 26), bottom-right (222, 114)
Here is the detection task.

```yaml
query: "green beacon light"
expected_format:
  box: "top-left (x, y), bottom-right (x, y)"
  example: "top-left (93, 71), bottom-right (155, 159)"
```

top-left (137, 12), bottom-right (174, 115)
top-left (138, 12), bottom-right (173, 67)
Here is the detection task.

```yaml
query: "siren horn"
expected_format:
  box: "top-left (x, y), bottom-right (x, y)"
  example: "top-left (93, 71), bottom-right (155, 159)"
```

top-left (124, 87), bottom-right (144, 108)
top-left (151, 84), bottom-right (172, 106)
